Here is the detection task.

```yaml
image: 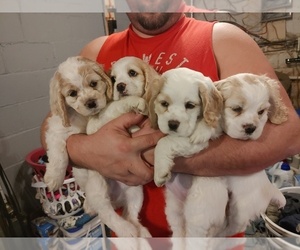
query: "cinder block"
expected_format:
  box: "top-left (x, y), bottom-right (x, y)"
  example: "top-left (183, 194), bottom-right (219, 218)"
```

top-left (0, 128), bottom-right (41, 168)
top-left (0, 13), bottom-right (24, 43)
top-left (21, 13), bottom-right (104, 43)
top-left (67, 14), bottom-right (105, 39)
top-left (21, 13), bottom-right (73, 43)
top-left (0, 105), bottom-right (21, 137)
top-left (0, 98), bottom-right (48, 138)
top-left (53, 40), bottom-right (92, 62)
top-left (0, 69), bottom-right (54, 107)
top-left (2, 43), bottom-right (56, 73)
top-left (19, 97), bottom-right (50, 131)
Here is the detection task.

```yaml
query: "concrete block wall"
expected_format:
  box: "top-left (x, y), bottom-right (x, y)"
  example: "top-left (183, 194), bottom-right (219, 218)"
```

top-left (0, 13), bottom-right (105, 187)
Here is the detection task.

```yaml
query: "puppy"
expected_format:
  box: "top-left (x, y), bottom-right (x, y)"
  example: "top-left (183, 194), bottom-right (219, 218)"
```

top-left (110, 56), bottom-right (158, 101)
top-left (44, 56), bottom-right (112, 192)
top-left (74, 56), bottom-right (162, 237)
top-left (214, 73), bottom-right (287, 236)
top-left (147, 67), bottom-right (228, 237)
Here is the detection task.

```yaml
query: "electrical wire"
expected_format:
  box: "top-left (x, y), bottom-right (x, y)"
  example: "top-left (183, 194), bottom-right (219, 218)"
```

top-left (0, 163), bottom-right (29, 236)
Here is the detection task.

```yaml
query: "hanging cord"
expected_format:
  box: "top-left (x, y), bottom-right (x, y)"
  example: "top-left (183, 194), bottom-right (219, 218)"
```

top-left (0, 162), bottom-right (29, 236)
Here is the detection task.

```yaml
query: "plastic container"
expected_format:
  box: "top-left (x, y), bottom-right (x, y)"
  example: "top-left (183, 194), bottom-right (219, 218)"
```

top-left (26, 148), bottom-right (85, 219)
top-left (59, 215), bottom-right (103, 238)
top-left (25, 147), bottom-right (73, 179)
top-left (262, 186), bottom-right (300, 238)
top-left (271, 162), bottom-right (294, 188)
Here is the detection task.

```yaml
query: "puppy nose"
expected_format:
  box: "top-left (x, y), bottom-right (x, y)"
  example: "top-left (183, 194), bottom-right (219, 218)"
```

top-left (168, 120), bottom-right (180, 131)
top-left (117, 82), bottom-right (126, 93)
top-left (86, 99), bottom-right (97, 109)
top-left (243, 124), bottom-right (256, 135)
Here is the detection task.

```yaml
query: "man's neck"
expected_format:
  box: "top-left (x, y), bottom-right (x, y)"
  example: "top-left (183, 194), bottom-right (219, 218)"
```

top-left (131, 13), bottom-right (184, 38)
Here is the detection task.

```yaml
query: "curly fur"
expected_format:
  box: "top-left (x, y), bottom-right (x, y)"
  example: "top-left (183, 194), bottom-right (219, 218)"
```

top-left (44, 56), bottom-right (112, 191)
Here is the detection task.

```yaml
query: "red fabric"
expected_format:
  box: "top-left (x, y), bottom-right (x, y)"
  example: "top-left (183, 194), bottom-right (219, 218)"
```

top-left (230, 232), bottom-right (245, 238)
top-left (97, 16), bottom-right (219, 80)
top-left (96, 16), bottom-right (219, 237)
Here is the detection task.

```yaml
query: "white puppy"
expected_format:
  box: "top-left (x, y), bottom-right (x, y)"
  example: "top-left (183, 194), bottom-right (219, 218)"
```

top-left (215, 73), bottom-right (287, 236)
top-left (147, 67), bottom-right (227, 237)
top-left (44, 56), bottom-right (112, 191)
top-left (74, 56), bottom-right (162, 237)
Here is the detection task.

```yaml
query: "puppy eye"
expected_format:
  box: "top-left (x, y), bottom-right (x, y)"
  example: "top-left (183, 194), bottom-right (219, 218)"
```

top-left (185, 102), bottom-right (195, 109)
top-left (69, 90), bottom-right (77, 97)
top-left (161, 101), bottom-right (169, 108)
top-left (90, 81), bottom-right (98, 88)
top-left (232, 106), bottom-right (242, 113)
top-left (128, 69), bottom-right (138, 77)
top-left (258, 109), bottom-right (265, 115)
top-left (111, 76), bottom-right (116, 84)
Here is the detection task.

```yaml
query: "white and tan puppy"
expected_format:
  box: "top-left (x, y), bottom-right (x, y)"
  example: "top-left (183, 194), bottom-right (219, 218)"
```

top-left (110, 56), bottom-right (159, 101)
top-left (74, 56), bottom-right (162, 237)
top-left (215, 73), bottom-right (287, 236)
top-left (44, 56), bottom-right (112, 191)
top-left (148, 67), bottom-right (227, 237)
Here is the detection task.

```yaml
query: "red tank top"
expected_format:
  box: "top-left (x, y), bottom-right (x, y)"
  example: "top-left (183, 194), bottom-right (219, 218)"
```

top-left (96, 16), bottom-right (219, 237)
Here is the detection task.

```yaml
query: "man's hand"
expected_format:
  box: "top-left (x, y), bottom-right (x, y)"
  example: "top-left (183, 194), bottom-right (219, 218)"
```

top-left (67, 112), bottom-right (164, 186)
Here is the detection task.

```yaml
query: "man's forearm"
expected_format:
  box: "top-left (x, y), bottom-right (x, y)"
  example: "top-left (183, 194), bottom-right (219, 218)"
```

top-left (174, 113), bottom-right (300, 177)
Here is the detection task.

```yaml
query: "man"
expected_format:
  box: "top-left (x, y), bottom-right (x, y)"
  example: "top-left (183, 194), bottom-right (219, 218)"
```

top-left (41, 0), bottom-right (300, 236)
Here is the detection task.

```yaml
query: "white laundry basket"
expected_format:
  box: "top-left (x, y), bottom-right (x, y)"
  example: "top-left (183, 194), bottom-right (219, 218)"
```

top-left (262, 186), bottom-right (300, 238)
top-left (26, 148), bottom-right (85, 219)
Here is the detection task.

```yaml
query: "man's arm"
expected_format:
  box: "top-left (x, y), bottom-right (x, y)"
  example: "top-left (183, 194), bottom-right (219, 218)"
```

top-left (173, 22), bottom-right (300, 176)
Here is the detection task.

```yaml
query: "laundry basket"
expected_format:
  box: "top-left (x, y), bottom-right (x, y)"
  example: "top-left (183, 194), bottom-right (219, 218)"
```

top-left (26, 148), bottom-right (85, 219)
top-left (262, 186), bottom-right (300, 238)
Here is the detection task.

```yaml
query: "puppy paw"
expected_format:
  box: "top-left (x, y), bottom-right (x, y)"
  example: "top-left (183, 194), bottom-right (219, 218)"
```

top-left (154, 169), bottom-right (172, 187)
top-left (44, 169), bottom-right (65, 192)
top-left (190, 132), bottom-right (210, 144)
top-left (83, 202), bottom-right (97, 215)
top-left (134, 99), bottom-right (148, 115)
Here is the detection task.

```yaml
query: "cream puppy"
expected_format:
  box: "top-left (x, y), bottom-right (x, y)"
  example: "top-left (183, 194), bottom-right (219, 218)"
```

top-left (148, 67), bottom-right (227, 237)
top-left (215, 73), bottom-right (287, 236)
top-left (44, 56), bottom-right (112, 191)
top-left (110, 56), bottom-right (159, 101)
top-left (74, 56), bottom-right (162, 237)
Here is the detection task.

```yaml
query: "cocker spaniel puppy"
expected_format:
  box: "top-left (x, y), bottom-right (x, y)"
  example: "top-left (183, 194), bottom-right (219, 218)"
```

top-left (149, 70), bottom-right (288, 237)
top-left (215, 73), bottom-right (287, 236)
top-left (44, 56), bottom-right (112, 192)
top-left (73, 56), bottom-right (162, 237)
top-left (110, 56), bottom-right (158, 101)
top-left (147, 67), bottom-right (227, 237)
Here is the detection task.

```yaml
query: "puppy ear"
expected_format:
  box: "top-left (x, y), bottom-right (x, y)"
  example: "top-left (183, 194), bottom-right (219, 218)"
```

top-left (79, 56), bottom-right (113, 101)
top-left (144, 76), bottom-right (165, 129)
top-left (141, 62), bottom-right (160, 98)
top-left (91, 62), bottom-right (113, 101)
top-left (49, 72), bottom-right (70, 127)
top-left (198, 79), bottom-right (223, 128)
top-left (261, 75), bottom-right (288, 124)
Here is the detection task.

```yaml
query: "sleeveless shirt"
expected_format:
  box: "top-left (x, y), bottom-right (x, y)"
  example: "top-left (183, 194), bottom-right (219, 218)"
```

top-left (96, 16), bottom-right (219, 237)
